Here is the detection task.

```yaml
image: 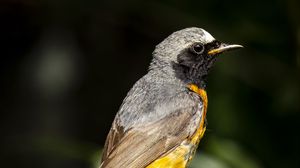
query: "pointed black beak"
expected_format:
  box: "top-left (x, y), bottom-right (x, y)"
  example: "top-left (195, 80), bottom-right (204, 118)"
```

top-left (208, 43), bottom-right (243, 55)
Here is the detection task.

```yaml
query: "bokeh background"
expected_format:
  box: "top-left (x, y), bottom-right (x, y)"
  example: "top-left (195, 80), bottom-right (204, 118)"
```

top-left (1, 0), bottom-right (299, 168)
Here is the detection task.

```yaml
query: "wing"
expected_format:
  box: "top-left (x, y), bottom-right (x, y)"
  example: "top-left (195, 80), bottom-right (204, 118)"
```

top-left (100, 93), bottom-right (203, 168)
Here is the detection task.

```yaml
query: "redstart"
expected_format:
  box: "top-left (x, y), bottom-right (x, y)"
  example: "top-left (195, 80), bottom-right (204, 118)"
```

top-left (100, 27), bottom-right (242, 168)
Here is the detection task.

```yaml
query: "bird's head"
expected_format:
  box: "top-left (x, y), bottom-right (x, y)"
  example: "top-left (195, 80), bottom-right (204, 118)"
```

top-left (151, 27), bottom-right (243, 88)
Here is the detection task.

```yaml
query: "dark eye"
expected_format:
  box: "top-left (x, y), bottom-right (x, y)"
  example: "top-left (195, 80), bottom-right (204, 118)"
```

top-left (191, 43), bottom-right (205, 54)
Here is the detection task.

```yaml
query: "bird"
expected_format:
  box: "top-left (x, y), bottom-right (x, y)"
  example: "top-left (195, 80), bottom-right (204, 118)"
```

top-left (100, 27), bottom-right (243, 168)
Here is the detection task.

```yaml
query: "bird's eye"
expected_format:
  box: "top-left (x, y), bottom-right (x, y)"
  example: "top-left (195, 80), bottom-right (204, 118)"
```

top-left (191, 43), bottom-right (205, 54)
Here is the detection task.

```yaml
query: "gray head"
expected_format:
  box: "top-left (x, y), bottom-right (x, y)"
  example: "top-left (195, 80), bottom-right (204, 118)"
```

top-left (150, 27), bottom-right (242, 88)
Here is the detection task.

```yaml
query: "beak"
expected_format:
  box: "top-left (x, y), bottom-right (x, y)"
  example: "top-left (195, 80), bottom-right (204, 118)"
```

top-left (208, 43), bottom-right (243, 55)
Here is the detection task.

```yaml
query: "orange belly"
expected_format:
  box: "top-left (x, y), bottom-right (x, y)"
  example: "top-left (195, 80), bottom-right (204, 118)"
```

top-left (146, 127), bottom-right (206, 168)
top-left (147, 85), bottom-right (208, 168)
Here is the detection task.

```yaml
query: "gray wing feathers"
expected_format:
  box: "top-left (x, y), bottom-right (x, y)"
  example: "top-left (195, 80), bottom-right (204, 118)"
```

top-left (100, 75), bottom-right (203, 168)
top-left (101, 103), bottom-right (202, 168)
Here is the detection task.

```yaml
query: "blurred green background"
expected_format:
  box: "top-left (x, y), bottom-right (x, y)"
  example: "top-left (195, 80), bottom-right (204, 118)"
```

top-left (1, 0), bottom-right (299, 168)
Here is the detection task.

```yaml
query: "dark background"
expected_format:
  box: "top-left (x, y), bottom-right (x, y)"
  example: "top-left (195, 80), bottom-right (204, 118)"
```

top-left (1, 0), bottom-right (299, 168)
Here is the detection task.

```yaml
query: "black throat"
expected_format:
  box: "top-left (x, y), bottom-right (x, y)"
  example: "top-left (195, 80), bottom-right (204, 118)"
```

top-left (172, 59), bottom-right (216, 89)
top-left (172, 41), bottom-right (219, 89)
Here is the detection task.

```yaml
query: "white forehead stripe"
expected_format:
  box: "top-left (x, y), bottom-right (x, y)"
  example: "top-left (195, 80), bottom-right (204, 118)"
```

top-left (201, 29), bottom-right (215, 43)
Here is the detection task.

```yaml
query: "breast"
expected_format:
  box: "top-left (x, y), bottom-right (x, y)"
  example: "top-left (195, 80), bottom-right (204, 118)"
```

top-left (146, 87), bottom-right (208, 168)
